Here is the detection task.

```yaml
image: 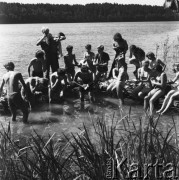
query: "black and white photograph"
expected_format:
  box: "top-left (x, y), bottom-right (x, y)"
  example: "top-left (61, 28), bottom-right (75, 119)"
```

top-left (0, 0), bottom-right (179, 179)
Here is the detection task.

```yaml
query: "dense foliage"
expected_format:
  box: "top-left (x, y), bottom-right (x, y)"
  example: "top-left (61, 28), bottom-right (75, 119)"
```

top-left (0, 2), bottom-right (178, 24)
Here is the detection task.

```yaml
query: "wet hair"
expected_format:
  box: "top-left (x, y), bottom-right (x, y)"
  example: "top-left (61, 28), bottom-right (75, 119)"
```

top-left (35, 50), bottom-right (44, 58)
top-left (66, 45), bottom-right (73, 51)
top-left (130, 45), bottom-right (137, 52)
top-left (4, 62), bottom-right (15, 70)
top-left (57, 68), bottom-right (66, 76)
top-left (85, 44), bottom-right (91, 50)
top-left (113, 33), bottom-right (122, 42)
top-left (155, 64), bottom-right (163, 73)
top-left (146, 52), bottom-right (155, 59)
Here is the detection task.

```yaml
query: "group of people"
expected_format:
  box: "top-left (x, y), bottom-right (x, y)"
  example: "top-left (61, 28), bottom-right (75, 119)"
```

top-left (0, 29), bottom-right (179, 123)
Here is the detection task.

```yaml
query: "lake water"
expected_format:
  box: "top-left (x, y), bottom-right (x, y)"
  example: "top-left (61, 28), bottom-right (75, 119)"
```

top-left (0, 22), bottom-right (179, 139)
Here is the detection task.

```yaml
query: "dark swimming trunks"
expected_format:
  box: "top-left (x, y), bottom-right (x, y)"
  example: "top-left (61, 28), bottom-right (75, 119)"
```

top-left (32, 71), bottom-right (43, 78)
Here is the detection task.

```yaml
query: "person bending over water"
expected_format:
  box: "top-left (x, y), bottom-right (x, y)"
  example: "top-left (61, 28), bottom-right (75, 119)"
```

top-left (28, 50), bottom-right (46, 78)
top-left (21, 77), bottom-right (48, 108)
top-left (0, 62), bottom-right (29, 123)
top-left (129, 45), bottom-right (145, 79)
top-left (64, 45), bottom-right (79, 83)
top-left (49, 68), bottom-right (68, 103)
top-left (157, 63), bottom-right (179, 114)
top-left (144, 64), bottom-right (167, 116)
top-left (74, 65), bottom-right (95, 102)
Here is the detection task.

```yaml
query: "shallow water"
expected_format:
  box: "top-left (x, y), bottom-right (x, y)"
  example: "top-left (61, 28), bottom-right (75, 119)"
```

top-left (0, 22), bottom-right (179, 138)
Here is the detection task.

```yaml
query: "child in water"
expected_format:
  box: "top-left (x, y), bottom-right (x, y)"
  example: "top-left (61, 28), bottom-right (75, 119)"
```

top-left (28, 50), bottom-right (46, 78)
top-left (74, 65), bottom-right (94, 102)
top-left (64, 45), bottom-right (79, 83)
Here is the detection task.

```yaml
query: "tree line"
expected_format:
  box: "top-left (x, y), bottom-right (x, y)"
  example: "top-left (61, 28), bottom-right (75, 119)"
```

top-left (0, 2), bottom-right (178, 24)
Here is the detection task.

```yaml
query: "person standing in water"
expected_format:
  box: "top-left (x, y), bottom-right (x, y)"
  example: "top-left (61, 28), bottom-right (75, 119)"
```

top-left (0, 62), bottom-right (29, 123)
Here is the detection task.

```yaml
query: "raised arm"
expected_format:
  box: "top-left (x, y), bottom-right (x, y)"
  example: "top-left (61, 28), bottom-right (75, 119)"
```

top-left (36, 35), bottom-right (45, 46)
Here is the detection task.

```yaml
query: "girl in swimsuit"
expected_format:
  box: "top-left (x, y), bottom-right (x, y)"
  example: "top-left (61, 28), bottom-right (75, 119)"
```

top-left (157, 63), bottom-right (179, 114)
top-left (144, 64), bottom-right (167, 116)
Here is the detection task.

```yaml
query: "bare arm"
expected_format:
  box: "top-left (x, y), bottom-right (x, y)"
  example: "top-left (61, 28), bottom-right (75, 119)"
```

top-left (36, 35), bottom-right (45, 46)
top-left (73, 55), bottom-right (79, 66)
top-left (152, 73), bottom-right (167, 89)
top-left (74, 72), bottom-right (80, 83)
top-left (158, 59), bottom-right (166, 71)
top-left (0, 79), bottom-right (5, 97)
top-left (27, 60), bottom-right (33, 77)
top-left (112, 68), bottom-right (118, 79)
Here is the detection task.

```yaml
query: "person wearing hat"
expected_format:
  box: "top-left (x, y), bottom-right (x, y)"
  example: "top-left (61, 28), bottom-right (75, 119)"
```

top-left (28, 50), bottom-right (46, 78)
top-left (64, 45), bottom-right (79, 83)
top-left (49, 68), bottom-right (68, 103)
top-left (94, 45), bottom-right (110, 81)
top-left (0, 62), bottom-right (29, 123)
top-left (146, 52), bottom-right (166, 73)
top-left (74, 65), bottom-right (94, 102)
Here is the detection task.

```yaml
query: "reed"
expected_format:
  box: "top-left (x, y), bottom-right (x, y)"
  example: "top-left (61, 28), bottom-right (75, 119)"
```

top-left (0, 111), bottom-right (178, 180)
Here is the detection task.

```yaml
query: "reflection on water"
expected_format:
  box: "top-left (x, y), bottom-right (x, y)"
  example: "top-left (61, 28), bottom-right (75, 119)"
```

top-left (0, 95), bottom-right (179, 139)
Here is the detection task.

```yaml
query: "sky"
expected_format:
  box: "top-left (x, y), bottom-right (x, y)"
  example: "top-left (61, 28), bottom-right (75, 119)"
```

top-left (0, 0), bottom-right (165, 6)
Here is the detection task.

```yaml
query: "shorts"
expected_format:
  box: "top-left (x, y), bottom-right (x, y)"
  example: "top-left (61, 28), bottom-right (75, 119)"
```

top-left (32, 71), bottom-right (43, 78)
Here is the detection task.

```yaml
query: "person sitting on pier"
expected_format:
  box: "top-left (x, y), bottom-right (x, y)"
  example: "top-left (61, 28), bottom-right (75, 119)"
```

top-left (94, 45), bottom-right (110, 81)
top-left (64, 45), bottom-right (79, 83)
top-left (157, 63), bottom-right (179, 115)
top-left (74, 65), bottom-right (95, 102)
top-left (146, 52), bottom-right (166, 76)
top-left (28, 50), bottom-right (46, 78)
top-left (21, 77), bottom-right (49, 108)
top-left (144, 64), bottom-right (167, 116)
top-left (129, 45), bottom-right (145, 79)
top-left (0, 62), bottom-right (29, 123)
top-left (131, 60), bottom-right (152, 99)
top-left (49, 68), bottom-right (68, 103)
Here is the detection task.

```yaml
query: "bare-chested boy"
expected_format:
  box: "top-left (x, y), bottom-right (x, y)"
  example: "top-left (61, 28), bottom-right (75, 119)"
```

top-left (49, 68), bottom-right (68, 103)
top-left (28, 50), bottom-right (46, 78)
top-left (64, 45), bottom-right (79, 83)
top-left (74, 65), bottom-right (94, 102)
top-left (0, 62), bottom-right (29, 122)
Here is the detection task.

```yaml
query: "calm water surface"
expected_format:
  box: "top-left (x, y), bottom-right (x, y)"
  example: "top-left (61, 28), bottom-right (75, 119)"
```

top-left (0, 22), bottom-right (179, 138)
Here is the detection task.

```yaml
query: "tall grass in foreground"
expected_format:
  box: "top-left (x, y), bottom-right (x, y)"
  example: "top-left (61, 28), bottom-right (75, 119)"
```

top-left (0, 111), bottom-right (179, 180)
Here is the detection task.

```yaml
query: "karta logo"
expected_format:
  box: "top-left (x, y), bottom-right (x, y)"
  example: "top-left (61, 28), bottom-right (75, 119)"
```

top-left (105, 150), bottom-right (179, 180)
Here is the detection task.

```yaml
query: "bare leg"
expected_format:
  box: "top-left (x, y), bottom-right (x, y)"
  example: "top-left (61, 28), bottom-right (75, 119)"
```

top-left (156, 90), bottom-right (175, 113)
top-left (161, 91), bottom-right (179, 114)
top-left (116, 81), bottom-right (124, 107)
top-left (149, 89), bottom-right (165, 116)
top-left (144, 89), bottom-right (158, 112)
